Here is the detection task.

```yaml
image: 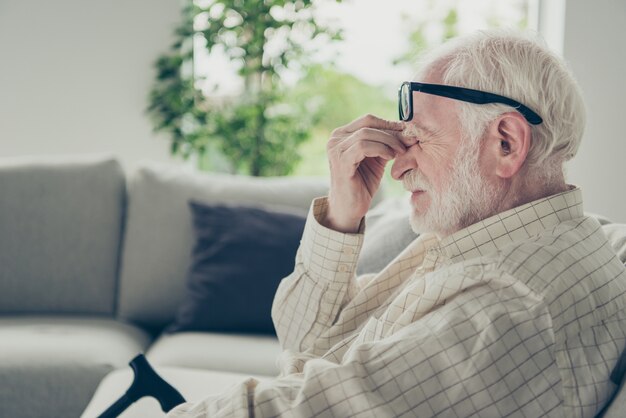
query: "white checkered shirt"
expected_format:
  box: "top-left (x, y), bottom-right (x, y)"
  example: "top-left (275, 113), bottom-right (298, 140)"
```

top-left (168, 187), bottom-right (626, 418)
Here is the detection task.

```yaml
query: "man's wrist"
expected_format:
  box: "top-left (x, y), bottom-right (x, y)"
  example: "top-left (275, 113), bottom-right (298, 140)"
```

top-left (305, 197), bottom-right (365, 282)
top-left (322, 209), bottom-right (363, 234)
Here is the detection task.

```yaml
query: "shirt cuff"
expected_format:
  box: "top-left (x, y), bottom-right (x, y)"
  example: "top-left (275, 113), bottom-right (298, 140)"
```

top-left (299, 197), bottom-right (365, 284)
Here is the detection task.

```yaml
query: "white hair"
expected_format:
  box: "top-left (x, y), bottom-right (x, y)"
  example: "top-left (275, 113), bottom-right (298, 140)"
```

top-left (415, 30), bottom-right (586, 185)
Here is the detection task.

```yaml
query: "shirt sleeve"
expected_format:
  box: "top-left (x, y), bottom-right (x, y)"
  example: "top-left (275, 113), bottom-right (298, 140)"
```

top-left (271, 197), bottom-right (365, 353)
top-left (167, 273), bottom-right (564, 418)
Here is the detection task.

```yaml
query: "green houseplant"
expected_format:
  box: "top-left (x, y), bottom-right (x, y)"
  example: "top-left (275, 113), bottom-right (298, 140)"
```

top-left (148, 0), bottom-right (340, 176)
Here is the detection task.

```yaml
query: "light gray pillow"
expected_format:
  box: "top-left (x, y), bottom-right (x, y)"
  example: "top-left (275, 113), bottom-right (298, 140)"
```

top-left (357, 196), bottom-right (419, 275)
top-left (603, 223), bottom-right (626, 266)
top-left (117, 162), bottom-right (329, 331)
top-left (588, 212), bottom-right (626, 265)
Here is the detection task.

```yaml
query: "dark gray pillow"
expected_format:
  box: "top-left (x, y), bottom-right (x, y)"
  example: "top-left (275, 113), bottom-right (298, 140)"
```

top-left (167, 201), bottom-right (306, 335)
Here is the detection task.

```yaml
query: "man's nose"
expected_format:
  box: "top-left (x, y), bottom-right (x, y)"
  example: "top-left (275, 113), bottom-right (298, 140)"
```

top-left (391, 145), bottom-right (419, 180)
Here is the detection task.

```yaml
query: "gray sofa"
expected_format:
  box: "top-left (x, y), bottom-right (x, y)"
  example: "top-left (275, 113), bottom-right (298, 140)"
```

top-left (1, 155), bottom-right (626, 418)
top-left (0, 155), bottom-right (336, 418)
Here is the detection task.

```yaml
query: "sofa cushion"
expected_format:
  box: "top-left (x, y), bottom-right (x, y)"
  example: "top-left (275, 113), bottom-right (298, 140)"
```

top-left (146, 331), bottom-right (281, 376)
top-left (0, 155), bottom-right (125, 314)
top-left (0, 316), bottom-right (151, 418)
top-left (167, 202), bottom-right (306, 335)
top-left (602, 223), bottom-right (626, 266)
top-left (357, 195), bottom-right (419, 275)
top-left (81, 366), bottom-right (267, 418)
top-left (117, 163), bottom-right (328, 331)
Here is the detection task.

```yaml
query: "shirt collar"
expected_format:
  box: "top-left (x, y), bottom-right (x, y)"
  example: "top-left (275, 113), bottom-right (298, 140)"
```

top-left (439, 186), bottom-right (584, 264)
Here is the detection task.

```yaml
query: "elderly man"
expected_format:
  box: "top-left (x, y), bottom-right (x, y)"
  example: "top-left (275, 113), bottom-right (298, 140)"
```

top-left (169, 30), bottom-right (626, 417)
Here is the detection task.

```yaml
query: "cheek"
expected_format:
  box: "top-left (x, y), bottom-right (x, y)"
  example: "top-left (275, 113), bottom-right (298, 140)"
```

top-left (430, 172), bottom-right (448, 193)
top-left (477, 148), bottom-right (497, 181)
top-left (418, 149), bottom-right (457, 190)
top-left (422, 163), bottom-right (452, 194)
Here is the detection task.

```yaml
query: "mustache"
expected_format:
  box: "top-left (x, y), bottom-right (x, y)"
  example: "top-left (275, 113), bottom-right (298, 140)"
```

top-left (402, 169), bottom-right (431, 192)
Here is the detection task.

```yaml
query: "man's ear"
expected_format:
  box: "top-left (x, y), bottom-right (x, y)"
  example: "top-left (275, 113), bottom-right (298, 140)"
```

top-left (485, 112), bottom-right (532, 179)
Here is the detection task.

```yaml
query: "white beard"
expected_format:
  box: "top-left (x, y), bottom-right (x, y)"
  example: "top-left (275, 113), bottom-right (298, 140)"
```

top-left (402, 139), bottom-right (504, 237)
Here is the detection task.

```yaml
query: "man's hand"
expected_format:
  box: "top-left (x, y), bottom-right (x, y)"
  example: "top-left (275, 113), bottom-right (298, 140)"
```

top-left (324, 114), bottom-right (411, 233)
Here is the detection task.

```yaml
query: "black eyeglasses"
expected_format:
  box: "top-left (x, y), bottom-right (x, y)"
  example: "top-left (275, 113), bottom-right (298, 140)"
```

top-left (398, 81), bottom-right (543, 125)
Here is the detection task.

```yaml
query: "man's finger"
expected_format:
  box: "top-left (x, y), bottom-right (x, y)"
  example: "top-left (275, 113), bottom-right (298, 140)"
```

top-left (345, 128), bottom-right (407, 155)
top-left (340, 140), bottom-right (397, 168)
top-left (342, 114), bottom-right (404, 134)
top-left (385, 129), bottom-right (419, 148)
top-left (329, 127), bottom-right (405, 155)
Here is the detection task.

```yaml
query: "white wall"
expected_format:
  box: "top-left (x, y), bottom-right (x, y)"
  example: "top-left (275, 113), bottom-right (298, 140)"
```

top-left (561, 0), bottom-right (626, 222)
top-left (0, 0), bottom-right (184, 170)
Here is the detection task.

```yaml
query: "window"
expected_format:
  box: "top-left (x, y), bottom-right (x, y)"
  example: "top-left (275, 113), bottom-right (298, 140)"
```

top-left (192, 0), bottom-right (531, 179)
